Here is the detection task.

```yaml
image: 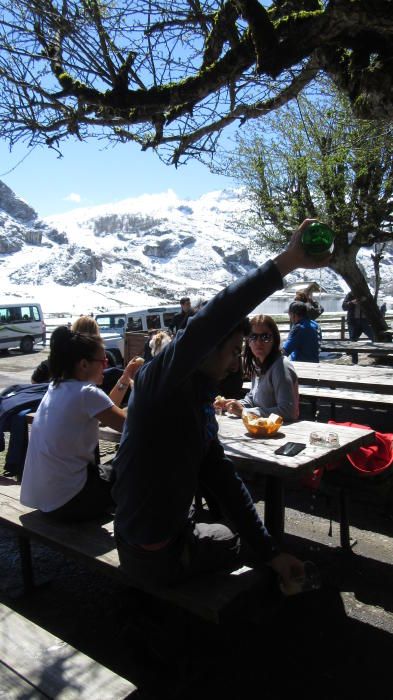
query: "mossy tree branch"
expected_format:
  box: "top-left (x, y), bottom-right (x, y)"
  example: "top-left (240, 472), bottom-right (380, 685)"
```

top-left (0, 0), bottom-right (392, 160)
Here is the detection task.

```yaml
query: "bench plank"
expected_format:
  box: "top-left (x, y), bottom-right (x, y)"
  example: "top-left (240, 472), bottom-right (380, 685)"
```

top-left (0, 482), bottom-right (267, 623)
top-left (299, 386), bottom-right (392, 408)
top-left (0, 603), bottom-right (137, 699)
top-left (0, 659), bottom-right (47, 699)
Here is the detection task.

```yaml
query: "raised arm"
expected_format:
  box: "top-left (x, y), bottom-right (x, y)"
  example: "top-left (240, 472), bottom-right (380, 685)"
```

top-left (137, 219), bottom-right (330, 400)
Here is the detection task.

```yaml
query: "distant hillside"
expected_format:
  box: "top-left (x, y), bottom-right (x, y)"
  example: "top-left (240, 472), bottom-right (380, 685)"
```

top-left (0, 181), bottom-right (392, 313)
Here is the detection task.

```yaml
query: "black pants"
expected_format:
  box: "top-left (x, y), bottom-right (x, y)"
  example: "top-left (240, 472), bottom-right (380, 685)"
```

top-left (45, 463), bottom-right (114, 523)
top-left (116, 519), bottom-right (272, 589)
top-left (348, 318), bottom-right (374, 341)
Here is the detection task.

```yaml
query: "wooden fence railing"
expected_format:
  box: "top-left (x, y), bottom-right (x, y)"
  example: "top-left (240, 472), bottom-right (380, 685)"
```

top-left (43, 314), bottom-right (393, 344)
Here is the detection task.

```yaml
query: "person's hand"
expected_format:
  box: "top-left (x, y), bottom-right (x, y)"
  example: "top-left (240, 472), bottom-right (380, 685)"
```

top-left (268, 552), bottom-right (305, 589)
top-left (223, 399), bottom-right (243, 416)
top-left (273, 219), bottom-right (332, 277)
top-left (123, 356), bottom-right (144, 382)
top-left (213, 395), bottom-right (227, 411)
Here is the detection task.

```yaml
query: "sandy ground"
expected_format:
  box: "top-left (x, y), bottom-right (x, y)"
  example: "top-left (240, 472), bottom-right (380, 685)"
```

top-left (1, 347), bottom-right (393, 698)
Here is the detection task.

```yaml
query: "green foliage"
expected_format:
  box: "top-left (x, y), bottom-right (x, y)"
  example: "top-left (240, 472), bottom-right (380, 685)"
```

top-left (225, 82), bottom-right (393, 254)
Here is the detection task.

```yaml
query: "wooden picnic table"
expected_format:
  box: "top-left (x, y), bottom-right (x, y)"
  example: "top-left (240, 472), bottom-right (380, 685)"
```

top-left (97, 417), bottom-right (374, 545)
top-left (216, 416), bottom-right (374, 542)
top-left (320, 339), bottom-right (393, 364)
top-left (243, 361), bottom-right (393, 394)
top-left (292, 361), bottom-right (393, 394)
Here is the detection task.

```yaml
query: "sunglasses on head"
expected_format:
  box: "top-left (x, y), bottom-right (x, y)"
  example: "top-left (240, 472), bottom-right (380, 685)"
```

top-left (248, 332), bottom-right (273, 343)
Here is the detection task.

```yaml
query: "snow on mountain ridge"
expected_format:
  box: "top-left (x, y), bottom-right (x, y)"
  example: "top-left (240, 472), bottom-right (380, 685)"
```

top-left (1, 181), bottom-right (393, 315)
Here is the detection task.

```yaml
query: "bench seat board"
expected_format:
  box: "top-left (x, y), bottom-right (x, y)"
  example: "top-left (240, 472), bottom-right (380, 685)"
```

top-left (299, 386), bottom-right (392, 407)
top-left (0, 659), bottom-right (47, 699)
top-left (0, 603), bottom-right (137, 699)
top-left (0, 482), bottom-right (265, 623)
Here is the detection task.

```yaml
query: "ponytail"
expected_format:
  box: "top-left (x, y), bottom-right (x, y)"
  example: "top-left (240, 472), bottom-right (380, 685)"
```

top-left (49, 326), bottom-right (103, 385)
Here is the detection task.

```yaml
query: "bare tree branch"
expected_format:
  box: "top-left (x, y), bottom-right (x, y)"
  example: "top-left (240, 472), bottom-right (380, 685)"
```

top-left (0, 0), bottom-right (392, 160)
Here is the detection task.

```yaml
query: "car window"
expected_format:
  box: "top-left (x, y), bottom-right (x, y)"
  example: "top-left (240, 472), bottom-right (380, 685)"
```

top-left (127, 316), bottom-right (143, 332)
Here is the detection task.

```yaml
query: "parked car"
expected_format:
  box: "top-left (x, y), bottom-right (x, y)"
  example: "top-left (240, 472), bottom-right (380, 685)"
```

top-left (0, 301), bottom-right (45, 354)
top-left (95, 305), bottom-right (180, 365)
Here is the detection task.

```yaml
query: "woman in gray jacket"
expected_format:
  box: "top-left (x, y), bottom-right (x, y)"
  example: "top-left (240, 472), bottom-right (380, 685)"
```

top-left (218, 314), bottom-right (299, 423)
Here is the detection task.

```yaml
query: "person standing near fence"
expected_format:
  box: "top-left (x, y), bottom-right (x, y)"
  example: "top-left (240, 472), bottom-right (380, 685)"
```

top-left (169, 296), bottom-right (194, 334)
top-left (342, 292), bottom-right (374, 341)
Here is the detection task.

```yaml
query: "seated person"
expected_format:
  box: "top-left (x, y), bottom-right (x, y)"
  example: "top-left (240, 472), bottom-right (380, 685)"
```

top-left (20, 327), bottom-right (126, 522)
top-left (283, 302), bottom-right (320, 363)
top-left (32, 315), bottom-right (139, 404)
top-left (217, 314), bottom-right (299, 423)
top-left (149, 330), bottom-right (171, 357)
top-left (31, 316), bottom-right (101, 384)
top-left (217, 365), bottom-right (244, 399)
top-left (288, 290), bottom-right (323, 321)
top-left (112, 219), bottom-right (328, 592)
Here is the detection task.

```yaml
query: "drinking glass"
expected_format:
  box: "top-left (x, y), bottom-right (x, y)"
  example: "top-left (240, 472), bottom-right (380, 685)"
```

top-left (309, 430), bottom-right (339, 447)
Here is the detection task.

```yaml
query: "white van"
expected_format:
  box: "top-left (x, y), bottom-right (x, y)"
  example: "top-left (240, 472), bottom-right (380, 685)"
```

top-left (0, 302), bottom-right (46, 353)
top-left (95, 305), bottom-right (180, 365)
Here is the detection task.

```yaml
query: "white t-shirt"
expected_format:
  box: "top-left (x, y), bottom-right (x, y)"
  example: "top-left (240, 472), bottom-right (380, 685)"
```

top-left (20, 380), bottom-right (113, 512)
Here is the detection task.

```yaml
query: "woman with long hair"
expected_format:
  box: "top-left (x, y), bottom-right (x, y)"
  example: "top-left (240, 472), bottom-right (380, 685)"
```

top-left (32, 315), bottom-right (142, 405)
top-left (31, 316), bottom-right (100, 384)
top-left (21, 326), bottom-right (126, 521)
top-left (220, 314), bottom-right (299, 423)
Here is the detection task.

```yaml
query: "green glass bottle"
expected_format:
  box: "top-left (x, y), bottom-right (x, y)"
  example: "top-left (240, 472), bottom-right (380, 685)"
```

top-left (301, 222), bottom-right (335, 256)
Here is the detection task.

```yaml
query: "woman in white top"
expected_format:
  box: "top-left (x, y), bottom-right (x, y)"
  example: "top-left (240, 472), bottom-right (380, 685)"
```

top-left (218, 314), bottom-right (299, 423)
top-left (21, 326), bottom-right (126, 521)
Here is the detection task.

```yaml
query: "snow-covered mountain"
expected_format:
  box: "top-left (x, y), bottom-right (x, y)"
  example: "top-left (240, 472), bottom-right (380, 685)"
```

top-left (0, 179), bottom-right (392, 316)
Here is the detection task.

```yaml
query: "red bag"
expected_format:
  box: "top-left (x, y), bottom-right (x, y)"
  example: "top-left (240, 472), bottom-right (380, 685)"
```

top-left (328, 421), bottom-right (393, 476)
top-left (302, 421), bottom-right (393, 490)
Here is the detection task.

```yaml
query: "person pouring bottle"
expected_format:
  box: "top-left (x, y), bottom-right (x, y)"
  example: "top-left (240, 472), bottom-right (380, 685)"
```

top-left (112, 220), bottom-right (330, 595)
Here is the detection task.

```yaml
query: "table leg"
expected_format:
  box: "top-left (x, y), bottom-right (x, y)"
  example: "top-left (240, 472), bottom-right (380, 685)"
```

top-left (264, 476), bottom-right (285, 541)
top-left (18, 536), bottom-right (34, 593)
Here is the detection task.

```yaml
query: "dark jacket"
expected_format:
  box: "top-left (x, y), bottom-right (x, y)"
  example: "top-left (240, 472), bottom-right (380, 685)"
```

top-left (0, 383), bottom-right (49, 449)
top-left (169, 309), bottom-right (194, 333)
top-left (342, 292), bottom-right (366, 321)
top-left (0, 383), bottom-right (49, 477)
top-left (113, 260), bottom-right (283, 563)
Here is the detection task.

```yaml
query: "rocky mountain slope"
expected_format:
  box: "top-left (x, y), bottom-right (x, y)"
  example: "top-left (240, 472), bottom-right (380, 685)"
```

top-left (0, 180), bottom-right (392, 313)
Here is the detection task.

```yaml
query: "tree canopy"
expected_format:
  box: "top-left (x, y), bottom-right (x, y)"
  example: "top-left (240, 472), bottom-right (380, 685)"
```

top-left (0, 0), bottom-right (393, 164)
top-left (221, 86), bottom-right (393, 338)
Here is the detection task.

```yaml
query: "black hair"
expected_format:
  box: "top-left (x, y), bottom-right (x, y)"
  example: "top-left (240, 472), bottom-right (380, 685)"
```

top-left (217, 317), bottom-right (251, 349)
top-left (49, 326), bottom-right (104, 385)
top-left (180, 296), bottom-right (190, 305)
top-left (289, 301), bottom-right (308, 318)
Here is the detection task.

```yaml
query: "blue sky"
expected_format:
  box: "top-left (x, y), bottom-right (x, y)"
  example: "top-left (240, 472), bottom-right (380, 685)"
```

top-left (0, 137), bottom-right (234, 218)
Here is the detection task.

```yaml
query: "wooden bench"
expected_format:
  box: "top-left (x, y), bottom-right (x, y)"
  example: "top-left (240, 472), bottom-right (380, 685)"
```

top-left (0, 602), bottom-right (137, 699)
top-left (299, 386), bottom-right (392, 420)
top-left (0, 480), bottom-right (268, 625)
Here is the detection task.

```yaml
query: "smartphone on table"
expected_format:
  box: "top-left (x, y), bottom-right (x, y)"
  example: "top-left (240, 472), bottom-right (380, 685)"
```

top-left (274, 442), bottom-right (306, 457)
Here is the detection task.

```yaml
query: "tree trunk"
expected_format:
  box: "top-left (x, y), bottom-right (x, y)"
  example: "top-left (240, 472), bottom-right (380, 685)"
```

top-left (330, 251), bottom-right (390, 341)
top-left (371, 243), bottom-right (385, 303)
